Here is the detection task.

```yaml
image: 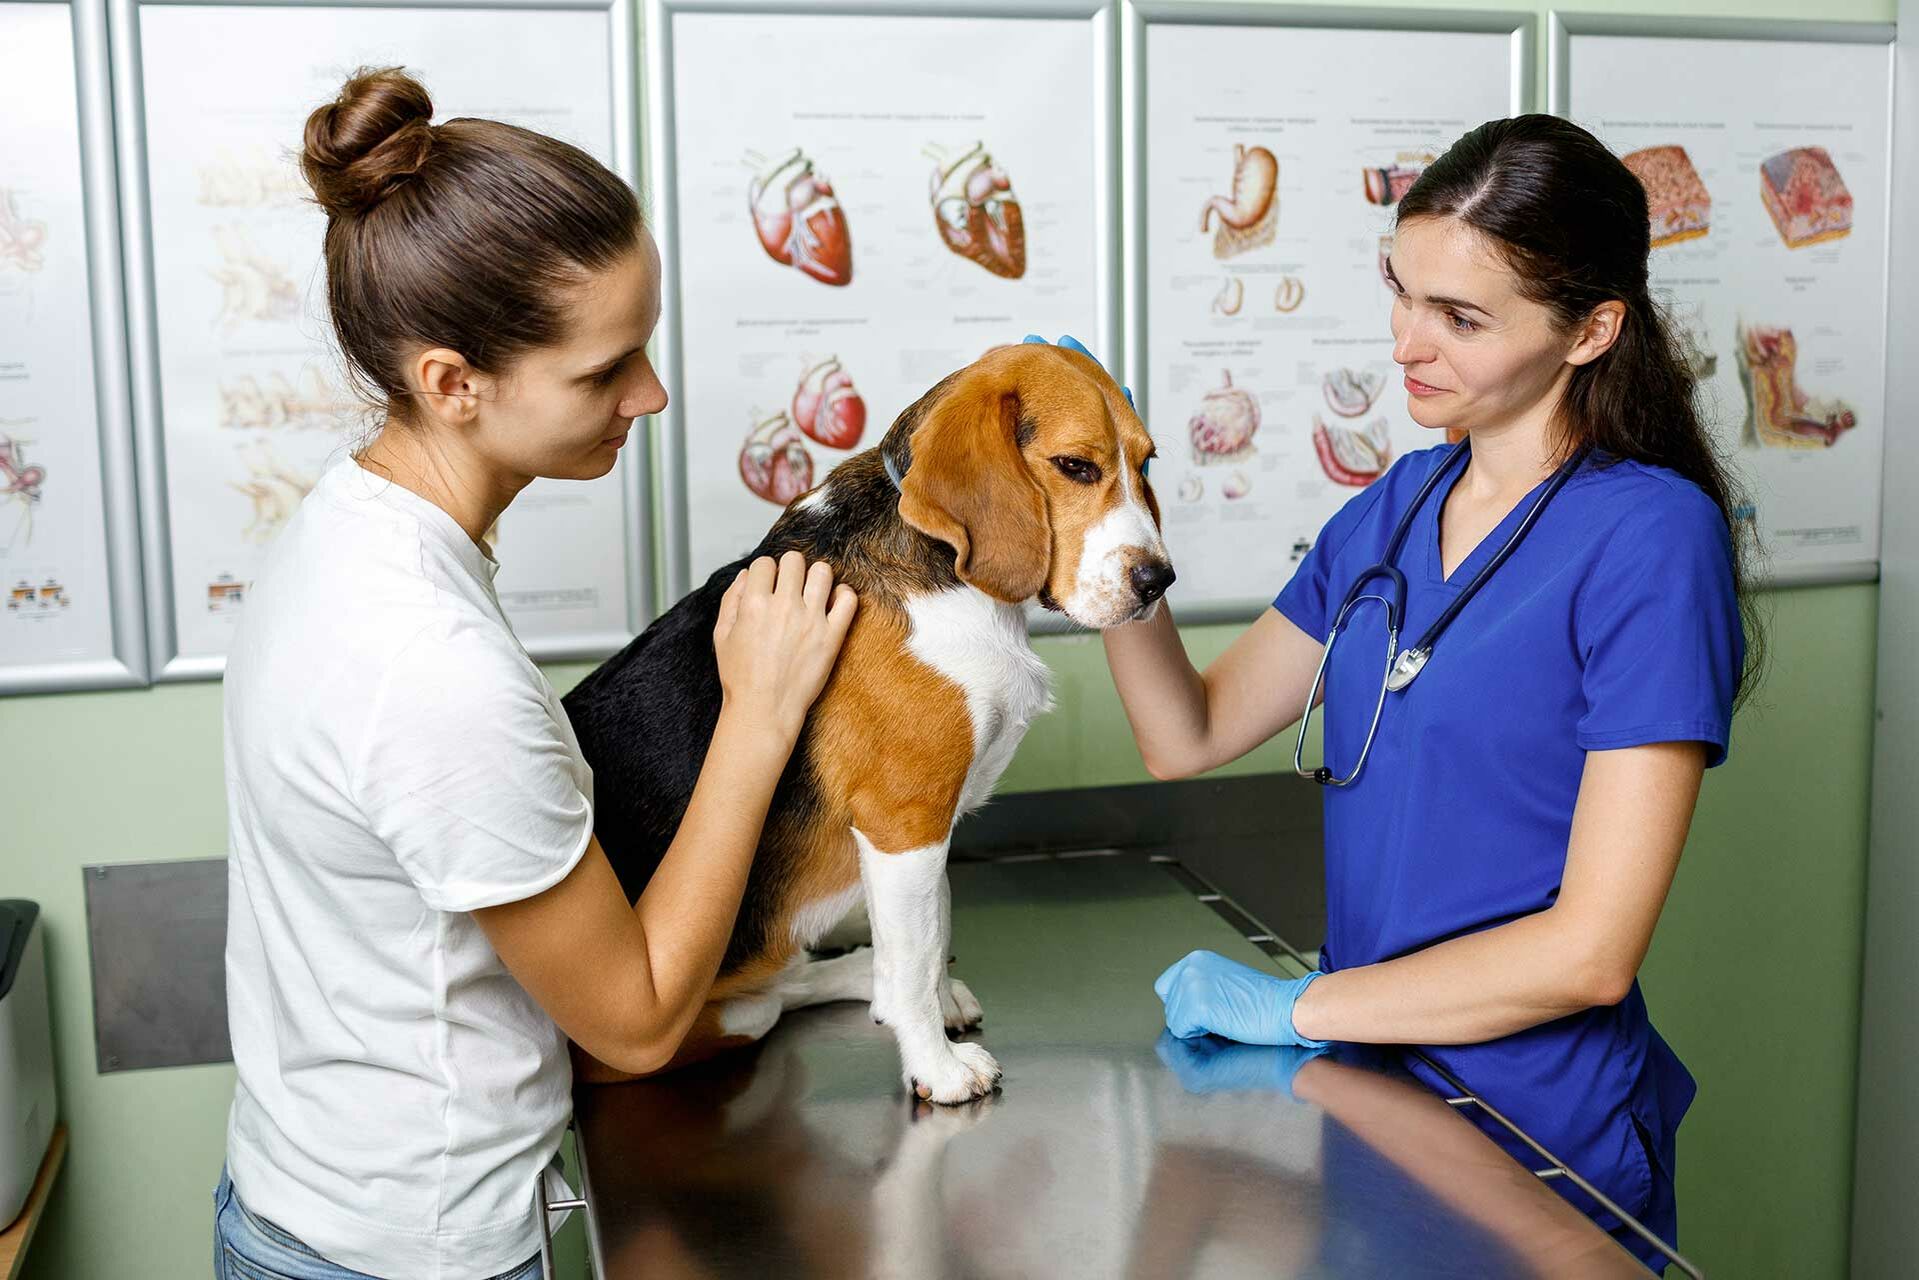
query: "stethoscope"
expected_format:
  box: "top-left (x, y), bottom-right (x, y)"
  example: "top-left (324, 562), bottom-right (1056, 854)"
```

top-left (1294, 440), bottom-right (1592, 787)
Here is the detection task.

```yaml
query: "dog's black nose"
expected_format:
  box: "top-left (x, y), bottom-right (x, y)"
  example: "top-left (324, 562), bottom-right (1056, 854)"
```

top-left (1130, 561), bottom-right (1176, 604)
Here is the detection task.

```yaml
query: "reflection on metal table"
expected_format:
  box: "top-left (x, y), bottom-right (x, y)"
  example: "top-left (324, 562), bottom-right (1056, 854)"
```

top-left (569, 852), bottom-right (1653, 1278)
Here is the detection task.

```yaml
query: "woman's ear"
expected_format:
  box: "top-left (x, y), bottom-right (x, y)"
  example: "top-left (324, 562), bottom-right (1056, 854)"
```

top-left (896, 374), bottom-right (1050, 604)
top-left (412, 347), bottom-right (485, 427)
top-left (1567, 300), bottom-right (1627, 367)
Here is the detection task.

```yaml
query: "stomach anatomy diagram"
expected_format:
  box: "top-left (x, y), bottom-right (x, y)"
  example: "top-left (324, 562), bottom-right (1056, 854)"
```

top-left (738, 355), bottom-right (868, 504)
top-left (1322, 367), bottom-right (1385, 419)
top-left (1200, 145), bottom-right (1277, 260)
top-left (1, 431), bottom-right (47, 552)
top-left (209, 225), bottom-right (302, 331)
top-left (1735, 322), bottom-right (1857, 449)
top-left (1210, 274), bottom-right (1305, 317)
top-left (1188, 370), bottom-right (1259, 466)
top-left (0, 190), bottom-right (48, 274)
top-left (1312, 414), bottom-right (1392, 487)
top-left (928, 142), bottom-right (1026, 279)
top-left (1361, 152), bottom-right (1433, 207)
top-left (746, 148), bottom-right (853, 287)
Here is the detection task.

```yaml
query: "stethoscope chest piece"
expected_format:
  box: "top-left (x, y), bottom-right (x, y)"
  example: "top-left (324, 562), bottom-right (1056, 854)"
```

top-left (1385, 646), bottom-right (1429, 692)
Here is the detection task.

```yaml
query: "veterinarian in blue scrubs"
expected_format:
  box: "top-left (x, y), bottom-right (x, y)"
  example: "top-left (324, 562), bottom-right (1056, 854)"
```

top-left (1101, 115), bottom-right (1755, 1270)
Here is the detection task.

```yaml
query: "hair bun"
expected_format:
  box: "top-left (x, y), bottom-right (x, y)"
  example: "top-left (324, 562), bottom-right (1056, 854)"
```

top-left (301, 67), bottom-right (436, 219)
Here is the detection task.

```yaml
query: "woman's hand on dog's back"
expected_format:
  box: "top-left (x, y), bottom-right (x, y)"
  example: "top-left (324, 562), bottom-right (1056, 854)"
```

top-left (714, 550), bottom-right (859, 745)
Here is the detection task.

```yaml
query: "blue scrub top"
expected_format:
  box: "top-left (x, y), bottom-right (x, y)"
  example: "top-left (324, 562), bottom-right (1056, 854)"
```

top-left (1274, 442), bottom-right (1743, 1258)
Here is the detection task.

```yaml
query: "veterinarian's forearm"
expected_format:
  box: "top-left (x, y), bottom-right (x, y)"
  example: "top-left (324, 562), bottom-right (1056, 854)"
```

top-left (628, 706), bottom-right (795, 1043)
top-left (1102, 606), bottom-right (1214, 779)
top-left (1289, 908), bottom-right (1623, 1046)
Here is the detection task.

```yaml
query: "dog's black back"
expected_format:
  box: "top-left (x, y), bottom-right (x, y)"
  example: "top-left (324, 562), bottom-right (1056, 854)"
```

top-left (562, 448), bottom-right (956, 974)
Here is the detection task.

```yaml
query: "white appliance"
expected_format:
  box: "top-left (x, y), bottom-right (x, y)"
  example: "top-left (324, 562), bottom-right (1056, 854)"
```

top-left (0, 901), bottom-right (56, 1228)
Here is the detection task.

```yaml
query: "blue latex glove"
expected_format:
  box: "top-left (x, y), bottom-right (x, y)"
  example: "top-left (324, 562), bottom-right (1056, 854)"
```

top-left (1154, 949), bottom-right (1329, 1048)
top-left (1154, 1030), bottom-right (1328, 1099)
top-left (1022, 333), bottom-right (1135, 410)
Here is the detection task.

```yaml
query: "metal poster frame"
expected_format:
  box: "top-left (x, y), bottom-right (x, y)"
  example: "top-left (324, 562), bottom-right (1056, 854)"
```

top-left (2, 0), bottom-right (150, 695)
top-left (1124, 2), bottom-right (1537, 625)
top-left (1548, 11), bottom-right (1898, 591)
top-left (110, 0), bottom-right (650, 681)
top-left (645, 0), bottom-right (1125, 627)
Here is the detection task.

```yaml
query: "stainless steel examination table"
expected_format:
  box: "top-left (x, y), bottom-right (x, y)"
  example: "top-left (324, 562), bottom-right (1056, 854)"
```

top-left (566, 853), bottom-right (1659, 1278)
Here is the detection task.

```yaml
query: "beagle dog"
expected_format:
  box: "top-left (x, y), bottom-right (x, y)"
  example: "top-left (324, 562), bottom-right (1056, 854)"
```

top-left (563, 342), bottom-right (1173, 1103)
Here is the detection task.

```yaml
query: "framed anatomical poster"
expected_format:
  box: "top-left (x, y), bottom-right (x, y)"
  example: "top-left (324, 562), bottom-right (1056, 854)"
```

top-left (1552, 14), bottom-right (1895, 584)
top-left (113, 0), bottom-right (647, 679)
top-left (1, 0), bottom-right (147, 694)
top-left (1127, 3), bottom-right (1533, 621)
top-left (650, 0), bottom-right (1119, 602)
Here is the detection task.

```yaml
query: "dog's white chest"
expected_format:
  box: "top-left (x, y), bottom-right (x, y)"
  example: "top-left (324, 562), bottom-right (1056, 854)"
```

top-left (905, 589), bottom-right (1054, 816)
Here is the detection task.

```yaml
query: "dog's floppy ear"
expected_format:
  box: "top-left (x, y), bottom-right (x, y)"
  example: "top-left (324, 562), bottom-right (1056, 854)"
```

top-left (897, 373), bottom-right (1050, 604)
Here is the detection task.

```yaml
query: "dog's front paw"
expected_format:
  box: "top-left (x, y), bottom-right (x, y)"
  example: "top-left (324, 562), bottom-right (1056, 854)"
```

top-left (906, 1041), bottom-right (1001, 1105)
top-left (941, 978), bottom-right (984, 1033)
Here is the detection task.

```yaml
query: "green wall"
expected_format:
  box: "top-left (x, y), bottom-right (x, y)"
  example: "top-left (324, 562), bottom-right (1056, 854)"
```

top-left (0, 585), bottom-right (1878, 1278)
top-left (0, 0), bottom-right (1888, 1276)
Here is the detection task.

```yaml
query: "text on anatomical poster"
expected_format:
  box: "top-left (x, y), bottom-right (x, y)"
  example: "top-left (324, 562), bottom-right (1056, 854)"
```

top-left (1, 2), bottom-right (119, 675)
top-left (1565, 31), bottom-right (1892, 571)
top-left (666, 8), bottom-right (1106, 588)
top-left (136, 3), bottom-right (632, 666)
top-left (1140, 20), bottom-right (1518, 613)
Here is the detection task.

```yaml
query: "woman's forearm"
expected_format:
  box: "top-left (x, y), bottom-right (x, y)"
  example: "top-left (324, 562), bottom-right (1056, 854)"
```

top-left (1291, 907), bottom-right (1624, 1046)
top-left (1102, 606), bottom-right (1217, 779)
top-left (628, 705), bottom-right (794, 1042)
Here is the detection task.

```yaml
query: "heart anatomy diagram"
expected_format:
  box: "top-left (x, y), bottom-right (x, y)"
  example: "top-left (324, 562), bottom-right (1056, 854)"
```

top-left (747, 148), bottom-right (854, 287)
top-left (738, 356), bottom-right (870, 504)
top-left (928, 142), bottom-right (1026, 279)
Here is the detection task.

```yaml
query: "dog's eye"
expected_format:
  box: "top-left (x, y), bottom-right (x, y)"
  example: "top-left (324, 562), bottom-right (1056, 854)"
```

top-left (1050, 456), bottom-right (1102, 485)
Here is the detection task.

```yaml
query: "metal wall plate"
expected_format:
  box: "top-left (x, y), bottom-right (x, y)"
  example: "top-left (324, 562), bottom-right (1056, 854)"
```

top-left (82, 858), bottom-right (229, 1072)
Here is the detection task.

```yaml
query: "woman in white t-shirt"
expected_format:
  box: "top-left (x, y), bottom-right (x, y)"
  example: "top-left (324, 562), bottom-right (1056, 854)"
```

top-left (215, 67), bottom-right (857, 1280)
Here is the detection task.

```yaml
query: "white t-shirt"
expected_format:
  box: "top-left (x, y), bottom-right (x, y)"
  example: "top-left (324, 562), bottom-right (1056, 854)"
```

top-left (223, 457), bottom-right (593, 1279)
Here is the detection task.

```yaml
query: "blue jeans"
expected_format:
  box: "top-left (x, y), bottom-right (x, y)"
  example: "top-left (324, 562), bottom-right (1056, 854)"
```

top-left (213, 1168), bottom-right (541, 1279)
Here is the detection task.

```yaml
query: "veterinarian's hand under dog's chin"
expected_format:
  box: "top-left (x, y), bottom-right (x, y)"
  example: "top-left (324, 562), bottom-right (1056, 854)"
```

top-left (714, 550), bottom-right (859, 744)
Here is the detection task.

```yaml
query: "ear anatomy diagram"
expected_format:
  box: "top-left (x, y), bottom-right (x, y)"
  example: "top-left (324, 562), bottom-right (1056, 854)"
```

top-left (220, 368), bottom-right (355, 431)
top-left (1760, 147), bottom-right (1852, 249)
top-left (1274, 276), bottom-right (1305, 313)
top-left (1322, 368), bottom-right (1385, 418)
top-left (198, 147), bottom-right (308, 209)
top-left (790, 356), bottom-right (865, 450)
top-left (1211, 277), bottom-right (1244, 316)
top-left (1, 433), bottom-right (47, 550)
top-left (747, 149), bottom-right (853, 287)
top-left (929, 143), bottom-right (1025, 279)
top-left (1312, 414), bottom-right (1392, 487)
top-left (1377, 236), bottom-right (1394, 289)
top-left (739, 410), bottom-right (815, 504)
top-left (1200, 144), bottom-right (1278, 260)
top-left (209, 225), bottom-right (301, 330)
top-left (1735, 323), bottom-right (1857, 449)
top-left (1622, 146), bottom-right (1711, 248)
top-left (1188, 370), bottom-right (1259, 465)
top-left (1361, 153), bottom-right (1433, 207)
top-left (231, 443), bottom-right (317, 544)
top-left (0, 190), bottom-right (48, 273)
